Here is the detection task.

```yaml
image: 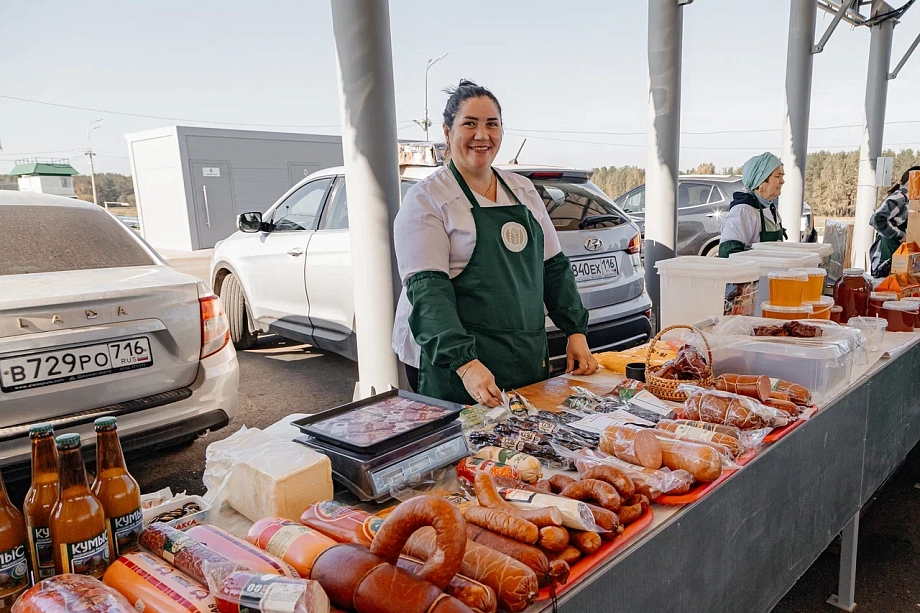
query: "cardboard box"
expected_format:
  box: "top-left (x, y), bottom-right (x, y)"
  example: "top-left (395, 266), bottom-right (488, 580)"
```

top-left (891, 242), bottom-right (920, 275)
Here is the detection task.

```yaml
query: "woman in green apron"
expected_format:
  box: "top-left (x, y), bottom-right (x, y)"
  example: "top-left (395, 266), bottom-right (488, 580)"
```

top-left (392, 80), bottom-right (596, 407)
top-left (718, 152), bottom-right (788, 258)
top-left (869, 166), bottom-right (920, 277)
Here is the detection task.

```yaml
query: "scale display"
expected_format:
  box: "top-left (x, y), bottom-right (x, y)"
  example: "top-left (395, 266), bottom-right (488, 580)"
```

top-left (370, 435), bottom-right (468, 494)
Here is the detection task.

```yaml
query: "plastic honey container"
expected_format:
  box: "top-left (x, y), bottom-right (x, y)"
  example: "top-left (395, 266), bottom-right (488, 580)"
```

top-left (881, 301), bottom-right (918, 332)
top-left (761, 302), bottom-right (812, 321)
top-left (790, 267), bottom-right (827, 302)
top-left (898, 296), bottom-right (920, 328)
top-left (806, 296), bottom-right (834, 320)
top-left (869, 292), bottom-right (899, 318)
top-left (768, 271), bottom-right (809, 307)
top-left (830, 305), bottom-right (843, 323)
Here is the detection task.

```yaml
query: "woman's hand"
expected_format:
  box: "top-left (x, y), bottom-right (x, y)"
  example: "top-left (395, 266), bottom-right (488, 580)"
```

top-left (566, 333), bottom-right (598, 376)
top-left (457, 360), bottom-right (503, 407)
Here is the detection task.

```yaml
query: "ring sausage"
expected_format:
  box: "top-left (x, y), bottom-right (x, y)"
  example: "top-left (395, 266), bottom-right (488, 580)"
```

top-left (559, 479), bottom-right (622, 512)
top-left (580, 465), bottom-right (636, 499)
top-left (462, 506), bottom-right (539, 545)
top-left (537, 527), bottom-right (569, 553)
top-left (524, 480), bottom-right (553, 495)
top-left (369, 496), bottom-right (466, 590)
top-left (548, 474), bottom-right (577, 494)
top-left (617, 495), bottom-right (650, 526)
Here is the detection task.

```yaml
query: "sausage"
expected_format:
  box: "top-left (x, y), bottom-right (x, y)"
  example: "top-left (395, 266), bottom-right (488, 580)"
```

top-left (16, 575), bottom-right (137, 613)
top-left (682, 391), bottom-right (773, 430)
top-left (769, 390), bottom-right (793, 403)
top-left (211, 569), bottom-right (329, 613)
top-left (524, 480), bottom-right (553, 495)
top-left (300, 500), bottom-right (374, 547)
top-left (617, 495), bottom-right (650, 526)
top-left (466, 524), bottom-right (569, 587)
top-left (559, 479), bottom-right (622, 512)
top-left (570, 531), bottom-right (602, 555)
top-left (547, 545), bottom-right (581, 566)
top-left (548, 474), bottom-right (577, 494)
top-left (404, 527), bottom-right (538, 613)
top-left (654, 421), bottom-right (743, 458)
top-left (763, 397), bottom-right (799, 417)
top-left (369, 496), bottom-right (467, 590)
top-left (138, 523), bottom-right (232, 585)
top-left (474, 447), bottom-right (542, 483)
top-left (714, 374), bottom-right (771, 401)
top-left (770, 379), bottom-right (812, 406)
top-left (456, 457), bottom-right (522, 486)
top-left (398, 557), bottom-right (497, 613)
top-left (581, 465), bottom-right (636, 499)
top-left (537, 526), bottom-right (569, 552)
top-left (581, 502), bottom-right (620, 540)
top-left (655, 437), bottom-right (723, 482)
top-left (102, 552), bottom-right (216, 613)
top-left (461, 506), bottom-right (539, 545)
top-left (474, 473), bottom-right (562, 527)
top-left (185, 524), bottom-right (299, 577)
top-left (312, 544), bottom-right (474, 613)
top-left (598, 425), bottom-right (663, 469)
top-left (247, 518), bottom-right (337, 578)
top-left (667, 420), bottom-right (742, 440)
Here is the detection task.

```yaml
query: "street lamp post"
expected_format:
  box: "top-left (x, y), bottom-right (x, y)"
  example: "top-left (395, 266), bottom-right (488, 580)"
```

top-left (86, 119), bottom-right (103, 207)
top-left (414, 53), bottom-right (448, 141)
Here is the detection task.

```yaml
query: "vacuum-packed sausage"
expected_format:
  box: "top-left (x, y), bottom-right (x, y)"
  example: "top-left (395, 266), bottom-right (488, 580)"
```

top-left (369, 496), bottom-right (466, 590)
top-left (461, 506), bottom-right (539, 545)
top-left (138, 523), bottom-right (231, 584)
top-left (247, 518), bottom-right (337, 578)
top-left (186, 524), bottom-right (299, 577)
top-left (598, 425), bottom-right (662, 469)
top-left (654, 420), bottom-right (743, 458)
top-left (770, 379), bottom-right (812, 406)
top-left (714, 374), bottom-right (771, 401)
top-left (102, 552), bottom-right (216, 613)
top-left (300, 500), bottom-right (374, 547)
top-left (16, 575), bottom-right (136, 613)
top-left (655, 438), bottom-right (723, 482)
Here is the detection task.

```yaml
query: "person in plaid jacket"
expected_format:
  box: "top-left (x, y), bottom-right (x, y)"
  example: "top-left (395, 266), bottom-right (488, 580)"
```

top-left (870, 165), bottom-right (920, 277)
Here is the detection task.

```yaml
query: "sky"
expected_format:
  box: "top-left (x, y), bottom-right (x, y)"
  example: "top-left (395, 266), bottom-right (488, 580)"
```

top-left (3, 0), bottom-right (920, 178)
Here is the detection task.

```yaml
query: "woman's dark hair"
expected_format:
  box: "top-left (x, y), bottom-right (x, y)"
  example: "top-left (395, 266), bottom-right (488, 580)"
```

top-left (442, 80), bottom-right (502, 128)
top-left (889, 165), bottom-right (920, 195)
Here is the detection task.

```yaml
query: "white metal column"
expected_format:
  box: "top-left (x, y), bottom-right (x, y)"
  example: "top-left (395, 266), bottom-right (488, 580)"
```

top-left (645, 0), bottom-right (689, 327)
top-left (330, 0), bottom-right (402, 398)
top-left (852, 1), bottom-right (895, 270)
top-left (779, 0), bottom-right (818, 242)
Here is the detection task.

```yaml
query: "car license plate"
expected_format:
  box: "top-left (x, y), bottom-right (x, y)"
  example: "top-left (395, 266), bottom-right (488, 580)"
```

top-left (572, 256), bottom-right (619, 282)
top-left (0, 337), bottom-right (153, 393)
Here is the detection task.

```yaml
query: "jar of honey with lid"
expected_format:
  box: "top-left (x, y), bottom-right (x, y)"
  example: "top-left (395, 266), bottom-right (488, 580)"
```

top-left (834, 268), bottom-right (871, 322)
top-left (881, 301), bottom-right (918, 332)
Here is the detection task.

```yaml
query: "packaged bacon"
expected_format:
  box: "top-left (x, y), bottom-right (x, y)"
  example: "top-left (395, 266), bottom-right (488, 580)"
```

top-left (456, 457), bottom-right (523, 486)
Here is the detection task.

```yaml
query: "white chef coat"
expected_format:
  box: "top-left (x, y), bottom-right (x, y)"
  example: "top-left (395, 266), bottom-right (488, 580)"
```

top-left (719, 199), bottom-right (783, 247)
top-left (392, 165), bottom-right (563, 368)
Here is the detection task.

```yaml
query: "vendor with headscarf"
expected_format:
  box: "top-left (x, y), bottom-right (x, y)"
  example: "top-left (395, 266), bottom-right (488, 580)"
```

top-left (718, 152), bottom-right (787, 257)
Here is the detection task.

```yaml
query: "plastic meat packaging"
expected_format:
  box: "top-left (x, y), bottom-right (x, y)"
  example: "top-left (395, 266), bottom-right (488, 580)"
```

top-left (678, 385), bottom-right (791, 430)
top-left (698, 316), bottom-right (865, 402)
top-left (204, 563), bottom-right (331, 613)
top-left (203, 426), bottom-right (333, 523)
top-left (563, 447), bottom-right (694, 499)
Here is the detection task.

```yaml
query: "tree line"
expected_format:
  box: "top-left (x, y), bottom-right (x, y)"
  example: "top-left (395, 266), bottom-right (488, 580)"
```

top-left (590, 148), bottom-right (920, 217)
top-left (0, 173), bottom-right (136, 206)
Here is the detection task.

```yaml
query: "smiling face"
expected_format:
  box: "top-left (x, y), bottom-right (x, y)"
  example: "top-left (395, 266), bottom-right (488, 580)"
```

top-left (758, 166), bottom-right (785, 201)
top-left (443, 96), bottom-right (502, 173)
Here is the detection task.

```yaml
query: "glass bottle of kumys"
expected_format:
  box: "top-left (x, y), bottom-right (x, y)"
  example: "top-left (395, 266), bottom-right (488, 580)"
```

top-left (50, 434), bottom-right (110, 577)
top-left (23, 423), bottom-right (59, 582)
top-left (0, 469), bottom-right (29, 613)
top-left (91, 417), bottom-right (142, 559)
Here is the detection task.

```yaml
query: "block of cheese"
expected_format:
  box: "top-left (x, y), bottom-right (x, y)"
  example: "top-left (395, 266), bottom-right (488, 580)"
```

top-left (204, 427), bottom-right (333, 523)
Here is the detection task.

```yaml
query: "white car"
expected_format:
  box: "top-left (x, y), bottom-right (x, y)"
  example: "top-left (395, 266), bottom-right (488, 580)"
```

top-left (0, 192), bottom-right (239, 479)
top-left (211, 158), bottom-right (653, 369)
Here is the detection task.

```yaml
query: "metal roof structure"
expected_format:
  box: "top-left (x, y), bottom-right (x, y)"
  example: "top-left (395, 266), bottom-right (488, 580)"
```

top-left (8, 158), bottom-right (79, 177)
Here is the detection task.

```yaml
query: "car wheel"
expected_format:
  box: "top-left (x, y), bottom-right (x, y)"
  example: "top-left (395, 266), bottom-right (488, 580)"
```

top-left (702, 242), bottom-right (720, 257)
top-left (220, 273), bottom-right (258, 350)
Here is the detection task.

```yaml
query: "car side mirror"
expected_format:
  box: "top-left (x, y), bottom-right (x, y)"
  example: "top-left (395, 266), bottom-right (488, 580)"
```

top-left (238, 212), bottom-right (263, 233)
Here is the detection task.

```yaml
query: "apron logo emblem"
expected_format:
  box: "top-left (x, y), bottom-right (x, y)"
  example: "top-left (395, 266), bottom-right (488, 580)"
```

top-left (501, 222), bottom-right (528, 253)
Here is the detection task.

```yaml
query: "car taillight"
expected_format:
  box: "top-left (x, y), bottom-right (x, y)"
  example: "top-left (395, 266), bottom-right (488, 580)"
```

top-left (628, 234), bottom-right (642, 255)
top-left (528, 171), bottom-right (564, 180)
top-left (200, 295), bottom-right (230, 359)
top-left (645, 309), bottom-right (653, 320)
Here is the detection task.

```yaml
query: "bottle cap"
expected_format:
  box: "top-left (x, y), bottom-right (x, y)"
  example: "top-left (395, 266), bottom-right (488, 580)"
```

top-left (94, 416), bottom-right (117, 431)
top-left (55, 433), bottom-right (81, 450)
top-left (843, 268), bottom-right (864, 276)
top-left (29, 423), bottom-right (54, 438)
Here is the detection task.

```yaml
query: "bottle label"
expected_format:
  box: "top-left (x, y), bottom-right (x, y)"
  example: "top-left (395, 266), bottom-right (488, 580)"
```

top-left (28, 525), bottom-right (55, 579)
top-left (108, 507), bottom-right (143, 556)
top-left (0, 544), bottom-right (29, 608)
top-left (60, 530), bottom-right (110, 577)
top-left (237, 574), bottom-right (305, 613)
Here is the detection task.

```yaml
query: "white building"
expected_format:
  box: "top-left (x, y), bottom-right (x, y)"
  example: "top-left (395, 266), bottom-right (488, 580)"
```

top-left (10, 159), bottom-right (78, 197)
top-left (125, 126), bottom-right (344, 251)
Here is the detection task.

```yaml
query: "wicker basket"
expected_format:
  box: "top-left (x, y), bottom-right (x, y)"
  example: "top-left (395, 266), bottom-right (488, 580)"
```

top-left (644, 324), bottom-right (713, 402)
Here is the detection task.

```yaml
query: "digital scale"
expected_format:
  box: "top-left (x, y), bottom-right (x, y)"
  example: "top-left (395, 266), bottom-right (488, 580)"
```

top-left (293, 390), bottom-right (470, 503)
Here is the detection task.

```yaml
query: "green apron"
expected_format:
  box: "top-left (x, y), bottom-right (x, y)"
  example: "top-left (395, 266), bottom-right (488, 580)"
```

top-left (417, 162), bottom-right (550, 405)
top-left (877, 234), bottom-right (902, 265)
top-left (757, 203), bottom-right (787, 243)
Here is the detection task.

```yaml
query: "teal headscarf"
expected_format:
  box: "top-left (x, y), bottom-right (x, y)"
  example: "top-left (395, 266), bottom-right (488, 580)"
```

top-left (742, 152), bottom-right (782, 192)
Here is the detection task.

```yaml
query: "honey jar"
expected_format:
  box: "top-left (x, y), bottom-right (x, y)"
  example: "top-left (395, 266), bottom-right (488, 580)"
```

top-left (881, 301), bottom-right (918, 332)
top-left (768, 271), bottom-right (809, 307)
